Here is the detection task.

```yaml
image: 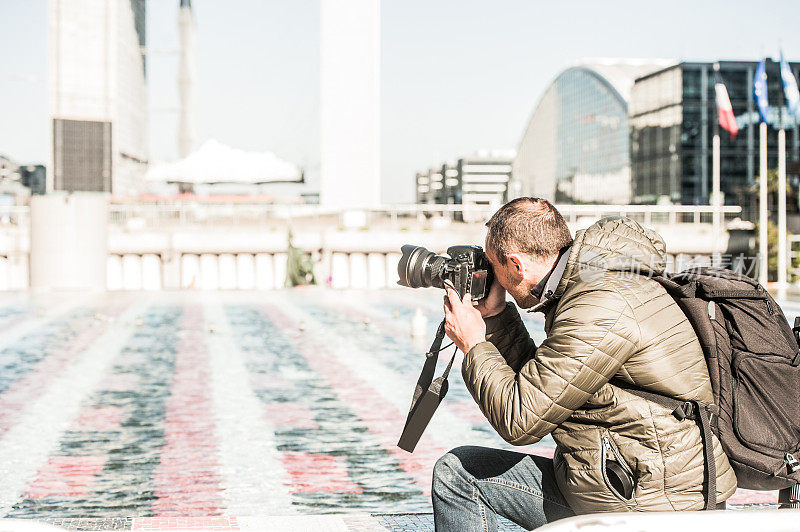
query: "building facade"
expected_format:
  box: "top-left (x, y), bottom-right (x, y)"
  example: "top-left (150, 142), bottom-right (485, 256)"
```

top-left (0, 155), bottom-right (43, 198)
top-left (19, 165), bottom-right (47, 196)
top-left (513, 60), bottom-right (670, 204)
top-left (630, 60), bottom-right (800, 220)
top-left (48, 0), bottom-right (148, 196)
top-left (415, 152), bottom-right (513, 221)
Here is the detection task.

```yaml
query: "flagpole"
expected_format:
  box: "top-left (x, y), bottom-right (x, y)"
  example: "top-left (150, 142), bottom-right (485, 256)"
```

top-left (713, 133), bottom-right (722, 266)
top-left (712, 63), bottom-right (722, 267)
top-left (777, 59), bottom-right (788, 300)
top-left (759, 121), bottom-right (769, 286)
top-left (778, 125), bottom-right (788, 298)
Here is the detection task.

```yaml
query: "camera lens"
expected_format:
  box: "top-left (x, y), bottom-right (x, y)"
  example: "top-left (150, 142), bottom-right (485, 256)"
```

top-left (398, 245), bottom-right (447, 289)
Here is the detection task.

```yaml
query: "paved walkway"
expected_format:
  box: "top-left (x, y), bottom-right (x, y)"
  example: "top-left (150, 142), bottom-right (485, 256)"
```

top-left (7, 509), bottom-right (800, 532)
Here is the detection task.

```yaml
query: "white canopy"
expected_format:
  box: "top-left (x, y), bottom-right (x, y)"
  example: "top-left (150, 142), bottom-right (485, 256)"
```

top-left (146, 140), bottom-right (302, 185)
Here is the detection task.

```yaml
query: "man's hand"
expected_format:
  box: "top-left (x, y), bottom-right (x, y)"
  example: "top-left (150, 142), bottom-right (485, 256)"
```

top-left (443, 284), bottom-right (486, 353)
top-left (475, 279), bottom-right (507, 318)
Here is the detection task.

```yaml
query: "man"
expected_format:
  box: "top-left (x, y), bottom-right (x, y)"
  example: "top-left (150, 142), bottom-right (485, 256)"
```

top-left (434, 197), bottom-right (736, 531)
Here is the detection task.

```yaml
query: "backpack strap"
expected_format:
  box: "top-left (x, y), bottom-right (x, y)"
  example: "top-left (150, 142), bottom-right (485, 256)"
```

top-left (700, 288), bottom-right (769, 300)
top-left (612, 380), bottom-right (718, 510)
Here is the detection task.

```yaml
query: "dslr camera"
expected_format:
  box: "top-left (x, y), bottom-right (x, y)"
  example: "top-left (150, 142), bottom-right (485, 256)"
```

top-left (397, 245), bottom-right (493, 301)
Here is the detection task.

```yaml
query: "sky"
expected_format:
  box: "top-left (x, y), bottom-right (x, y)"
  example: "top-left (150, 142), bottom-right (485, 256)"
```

top-left (2, 0), bottom-right (800, 203)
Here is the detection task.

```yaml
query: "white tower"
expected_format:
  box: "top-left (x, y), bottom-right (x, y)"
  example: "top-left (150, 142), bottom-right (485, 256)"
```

top-left (320, 0), bottom-right (381, 208)
top-left (178, 0), bottom-right (196, 158)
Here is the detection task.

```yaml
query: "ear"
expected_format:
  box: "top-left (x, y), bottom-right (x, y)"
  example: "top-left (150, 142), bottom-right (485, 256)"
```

top-left (506, 253), bottom-right (526, 276)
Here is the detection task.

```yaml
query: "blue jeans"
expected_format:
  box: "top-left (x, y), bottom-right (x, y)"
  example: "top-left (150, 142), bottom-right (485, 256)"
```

top-left (432, 446), bottom-right (575, 531)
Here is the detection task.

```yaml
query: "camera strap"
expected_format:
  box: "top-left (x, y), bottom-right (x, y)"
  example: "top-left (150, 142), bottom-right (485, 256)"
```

top-left (397, 319), bottom-right (456, 453)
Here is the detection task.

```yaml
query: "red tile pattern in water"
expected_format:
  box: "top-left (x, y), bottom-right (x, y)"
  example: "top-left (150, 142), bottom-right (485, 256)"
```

top-left (151, 305), bottom-right (225, 516)
top-left (23, 456), bottom-right (107, 498)
top-left (281, 451), bottom-right (363, 494)
top-left (71, 406), bottom-right (126, 432)
top-left (263, 403), bottom-right (319, 430)
top-left (261, 303), bottom-right (447, 496)
top-left (0, 305), bottom-right (129, 436)
top-left (728, 488), bottom-right (779, 504)
top-left (133, 516), bottom-right (240, 530)
top-left (446, 399), bottom-right (489, 426)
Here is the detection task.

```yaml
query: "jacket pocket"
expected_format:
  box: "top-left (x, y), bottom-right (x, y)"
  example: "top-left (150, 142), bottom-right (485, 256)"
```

top-left (601, 433), bottom-right (637, 502)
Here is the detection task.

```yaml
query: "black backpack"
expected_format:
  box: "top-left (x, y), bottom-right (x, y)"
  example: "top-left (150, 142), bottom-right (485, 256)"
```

top-left (622, 267), bottom-right (800, 509)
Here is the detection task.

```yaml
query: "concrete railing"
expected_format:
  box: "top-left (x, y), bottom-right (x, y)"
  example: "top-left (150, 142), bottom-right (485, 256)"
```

top-left (0, 201), bottom-right (750, 292)
top-left (104, 250), bottom-right (403, 291)
top-left (101, 249), bottom-right (735, 292)
top-left (107, 202), bottom-right (744, 230)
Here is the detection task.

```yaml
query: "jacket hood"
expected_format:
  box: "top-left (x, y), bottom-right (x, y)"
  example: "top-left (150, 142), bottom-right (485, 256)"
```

top-left (534, 217), bottom-right (667, 311)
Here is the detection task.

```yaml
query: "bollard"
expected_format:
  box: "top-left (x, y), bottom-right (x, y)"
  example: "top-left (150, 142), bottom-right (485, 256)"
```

top-left (411, 308), bottom-right (427, 338)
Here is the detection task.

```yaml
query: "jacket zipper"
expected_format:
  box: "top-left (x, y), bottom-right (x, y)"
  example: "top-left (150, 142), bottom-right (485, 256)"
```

top-left (603, 436), bottom-right (635, 478)
top-left (759, 286), bottom-right (774, 314)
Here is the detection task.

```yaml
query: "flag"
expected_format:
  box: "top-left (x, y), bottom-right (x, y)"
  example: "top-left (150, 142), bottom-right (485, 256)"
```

top-left (754, 59), bottom-right (769, 123)
top-left (780, 50), bottom-right (800, 122)
top-left (715, 70), bottom-right (739, 139)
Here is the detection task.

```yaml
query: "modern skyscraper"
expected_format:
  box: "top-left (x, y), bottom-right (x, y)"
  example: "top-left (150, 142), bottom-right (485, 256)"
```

top-left (48, 0), bottom-right (148, 196)
top-left (319, 0), bottom-right (380, 208)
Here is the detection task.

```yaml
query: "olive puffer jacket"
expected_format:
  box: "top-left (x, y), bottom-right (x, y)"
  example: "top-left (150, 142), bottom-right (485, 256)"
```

top-left (463, 216), bottom-right (737, 513)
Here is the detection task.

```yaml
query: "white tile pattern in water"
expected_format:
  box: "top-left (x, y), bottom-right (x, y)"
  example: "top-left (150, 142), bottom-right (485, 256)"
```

top-left (0, 289), bottom-right (786, 520)
top-left (203, 298), bottom-right (294, 516)
top-left (0, 297), bottom-right (145, 514)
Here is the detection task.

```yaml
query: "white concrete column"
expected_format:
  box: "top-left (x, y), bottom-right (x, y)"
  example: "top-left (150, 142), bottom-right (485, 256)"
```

top-left (200, 254), bottom-right (220, 290)
top-left (30, 193), bottom-right (108, 291)
top-left (8, 253), bottom-right (28, 291)
top-left (349, 252), bottom-right (368, 289)
top-left (385, 252), bottom-right (401, 288)
top-left (273, 252), bottom-right (287, 289)
top-left (141, 254), bottom-right (162, 291)
top-left (331, 252), bottom-right (350, 288)
top-left (317, 250), bottom-right (333, 287)
top-left (236, 254), bottom-right (255, 290)
top-left (255, 253), bottom-right (275, 290)
top-left (0, 257), bottom-right (10, 291)
top-left (218, 253), bottom-right (237, 290)
top-left (122, 254), bottom-right (143, 290)
top-left (320, 0), bottom-right (380, 208)
top-left (162, 252), bottom-right (181, 290)
top-left (107, 255), bottom-right (123, 291)
top-left (181, 254), bottom-right (200, 289)
top-left (367, 253), bottom-right (386, 289)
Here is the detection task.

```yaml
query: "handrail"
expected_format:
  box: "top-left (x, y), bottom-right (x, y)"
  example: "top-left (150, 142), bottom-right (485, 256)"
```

top-left (105, 202), bottom-right (744, 229)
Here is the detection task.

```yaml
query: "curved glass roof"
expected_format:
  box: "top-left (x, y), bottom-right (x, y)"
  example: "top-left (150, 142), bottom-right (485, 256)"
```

top-left (513, 60), bottom-right (673, 204)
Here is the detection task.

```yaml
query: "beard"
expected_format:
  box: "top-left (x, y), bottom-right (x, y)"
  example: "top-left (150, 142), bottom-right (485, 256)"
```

top-left (507, 284), bottom-right (539, 309)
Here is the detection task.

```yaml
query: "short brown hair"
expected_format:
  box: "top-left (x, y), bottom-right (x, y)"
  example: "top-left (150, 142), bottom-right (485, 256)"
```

top-left (485, 197), bottom-right (572, 264)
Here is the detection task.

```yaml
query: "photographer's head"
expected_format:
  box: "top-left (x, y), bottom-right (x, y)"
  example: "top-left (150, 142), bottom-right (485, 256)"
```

top-left (484, 197), bottom-right (572, 308)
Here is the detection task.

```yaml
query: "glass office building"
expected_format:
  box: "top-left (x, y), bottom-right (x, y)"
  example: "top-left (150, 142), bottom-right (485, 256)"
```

top-left (513, 61), bottom-right (670, 204)
top-left (630, 60), bottom-right (800, 220)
